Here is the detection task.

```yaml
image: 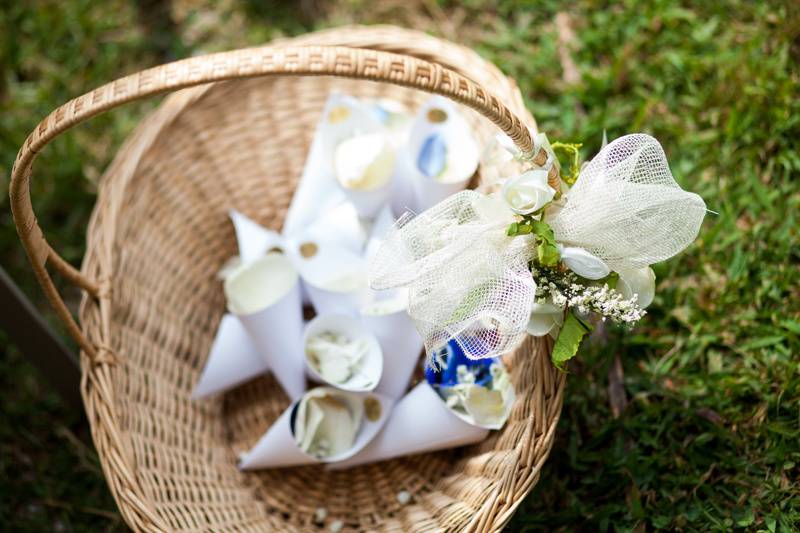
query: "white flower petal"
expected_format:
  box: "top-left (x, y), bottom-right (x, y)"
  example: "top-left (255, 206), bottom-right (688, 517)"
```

top-left (462, 385), bottom-right (507, 427)
top-left (617, 266), bottom-right (656, 308)
top-left (559, 246), bottom-right (611, 280)
top-left (334, 133), bottom-right (395, 191)
top-left (526, 299), bottom-right (565, 337)
top-left (294, 389), bottom-right (363, 459)
top-left (501, 169), bottom-right (556, 215)
top-left (472, 192), bottom-right (515, 224)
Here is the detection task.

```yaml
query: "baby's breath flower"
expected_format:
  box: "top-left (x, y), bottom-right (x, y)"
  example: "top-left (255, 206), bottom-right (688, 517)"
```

top-left (532, 268), bottom-right (645, 324)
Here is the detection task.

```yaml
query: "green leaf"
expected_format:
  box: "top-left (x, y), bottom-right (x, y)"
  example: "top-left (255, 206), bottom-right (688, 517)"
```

top-left (551, 312), bottom-right (592, 370)
top-left (516, 223), bottom-right (532, 235)
top-left (530, 220), bottom-right (556, 244)
top-left (537, 242), bottom-right (560, 266)
top-left (605, 272), bottom-right (620, 289)
top-left (506, 222), bottom-right (519, 236)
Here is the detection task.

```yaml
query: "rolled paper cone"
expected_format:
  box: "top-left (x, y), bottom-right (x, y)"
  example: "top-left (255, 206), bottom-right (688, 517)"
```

top-left (301, 201), bottom-right (367, 255)
top-left (229, 209), bottom-right (285, 263)
top-left (339, 178), bottom-right (394, 219)
top-left (389, 172), bottom-right (418, 217)
top-left (305, 282), bottom-right (370, 318)
top-left (284, 93), bottom-right (380, 236)
top-left (402, 96), bottom-right (480, 211)
top-left (328, 382), bottom-right (489, 470)
top-left (292, 241), bottom-right (370, 317)
top-left (192, 314), bottom-right (269, 399)
top-left (239, 388), bottom-right (393, 470)
top-left (238, 407), bottom-right (318, 470)
top-left (333, 132), bottom-right (397, 219)
top-left (362, 300), bottom-right (423, 400)
top-left (364, 206), bottom-right (396, 261)
top-left (225, 254), bottom-right (306, 401)
top-left (303, 314), bottom-right (383, 392)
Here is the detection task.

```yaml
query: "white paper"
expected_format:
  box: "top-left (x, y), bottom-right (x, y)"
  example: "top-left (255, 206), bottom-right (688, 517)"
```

top-left (400, 96), bottom-right (480, 212)
top-left (225, 254), bottom-right (307, 400)
top-left (303, 314), bottom-right (383, 392)
top-left (230, 210), bottom-right (285, 263)
top-left (192, 314), bottom-right (269, 399)
top-left (362, 302), bottom-right (423, 400)
top-left (239, 388), bottom-right (393, 470)
top-left (328, 382), bottom-right (489, 469)
top-left (363, 206), bottom-right (396, 261)
top-left (292, 242), bottom-right (370, 317)
top-left (284, 93), bottom-right (387, 236)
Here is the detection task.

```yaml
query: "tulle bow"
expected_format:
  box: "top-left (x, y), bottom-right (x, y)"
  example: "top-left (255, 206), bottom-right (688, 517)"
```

top-left (370, 134), bottom-right (706, 360)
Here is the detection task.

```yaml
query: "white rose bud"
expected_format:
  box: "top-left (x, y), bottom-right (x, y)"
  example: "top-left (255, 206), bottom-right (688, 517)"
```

top-left (526, 298), bottom-right (566, 338)
top-left (617, 266), bottom-right (656, 308)
top-left (559, 246), bottom-right (611, 280)
top-left (501, 169), bottom-right (556, 214)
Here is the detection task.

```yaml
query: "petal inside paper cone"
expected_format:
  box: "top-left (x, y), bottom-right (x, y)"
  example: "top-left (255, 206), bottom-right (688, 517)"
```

top-left (224, 253), bottom-right (298, 315)
top-left (240, 387), bottom-right (393, 469)
top-left (294, 388), bottom-right (364, 459)
top-left (426, 340), bottom-right (515, 430)
top-left (303, 314), bottom-right (383, 392)
top-left (403, 97), bottom-right (479, 210)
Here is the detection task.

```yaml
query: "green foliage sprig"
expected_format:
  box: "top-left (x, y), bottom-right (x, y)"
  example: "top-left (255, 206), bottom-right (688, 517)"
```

top-left (550, 141), bottom-right (583, 185)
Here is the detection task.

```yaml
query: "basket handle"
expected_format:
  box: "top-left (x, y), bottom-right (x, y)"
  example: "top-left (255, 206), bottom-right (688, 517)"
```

top-left (10, 44), bottom-right (535, 357)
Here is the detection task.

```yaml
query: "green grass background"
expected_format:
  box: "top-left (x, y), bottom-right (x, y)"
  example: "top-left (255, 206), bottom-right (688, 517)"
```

top-left (1, 1), bottom-right (798, 531)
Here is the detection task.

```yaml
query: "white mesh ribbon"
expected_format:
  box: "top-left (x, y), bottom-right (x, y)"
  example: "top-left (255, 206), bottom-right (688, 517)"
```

top-left (370, 133), bottom-right (706, 361)
top-left (549, 134), bottom-right (706, 271)
top-left (370, 190), bottom-right (536, 360)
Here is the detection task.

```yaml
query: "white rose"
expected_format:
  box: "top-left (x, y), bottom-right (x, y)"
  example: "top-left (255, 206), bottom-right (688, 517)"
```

top-left (472, 192), bottom-right (515, 224)
top-left (617, 266), bottom-right (656, 308)
top-left (501, 169), bottom-right (556, 214)
top-left (559, 246), bottom-right (610, 280)
top-left (334, 133), bottom-right (396, 191)
top-left (526, 297), bottom-right (566, 338)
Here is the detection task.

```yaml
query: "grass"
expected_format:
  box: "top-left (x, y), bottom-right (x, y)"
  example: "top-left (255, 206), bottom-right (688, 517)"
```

top-left (2, 0), bottom-right (799, 530)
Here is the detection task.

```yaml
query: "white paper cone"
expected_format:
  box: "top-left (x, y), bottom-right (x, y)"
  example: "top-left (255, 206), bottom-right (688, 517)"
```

top-left (225, 254), bottom-right (306, 400)
top-left (238, 407), bottom-right (318, 469)
top-left (362, 301), bottom-right (423, 400)
top-left (364, 206), bottom-right (396, 261)
top-left (339, 178), bottom-right (394, 219)
top-left (291, 240), bottom-right (370, 317)
top-left (240, 388), bottom-right (393, 470)
top-left (192, 314), bottom-right (269, 399)
top-left (402, 96), bottom-right (480, 211)
top-left (230, 210), bottom-right (285, 263)
top-left (328, 382), bottom-right (489, 469)
top-left (284, 94), bottom-right (385, 236)
top-left (301, 201), bottom-right (367, 255)
top-left (389, 172), bottom-right (418, 217)
top-left (303, 314), bottom-right (383, 392)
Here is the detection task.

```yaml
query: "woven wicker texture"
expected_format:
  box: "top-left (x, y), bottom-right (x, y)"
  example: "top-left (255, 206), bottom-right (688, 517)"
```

top-left (11, 26), bottom-right (565, 532)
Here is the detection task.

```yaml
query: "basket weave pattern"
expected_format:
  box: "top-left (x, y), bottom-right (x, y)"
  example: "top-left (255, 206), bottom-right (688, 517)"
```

top-left (11, 26), bottom-right (565, 532)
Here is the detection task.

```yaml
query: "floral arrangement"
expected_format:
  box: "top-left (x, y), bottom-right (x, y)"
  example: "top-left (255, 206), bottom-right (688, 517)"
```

top-left (370, 132), bottom-right (707, 368)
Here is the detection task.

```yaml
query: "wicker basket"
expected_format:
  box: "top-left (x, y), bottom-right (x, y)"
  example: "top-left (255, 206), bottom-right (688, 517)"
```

top-left (10, 26), bottom-right (565, 532)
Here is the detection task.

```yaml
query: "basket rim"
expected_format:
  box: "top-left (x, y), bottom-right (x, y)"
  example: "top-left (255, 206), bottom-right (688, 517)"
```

top-left (75, 25), bottom-right (565, 532)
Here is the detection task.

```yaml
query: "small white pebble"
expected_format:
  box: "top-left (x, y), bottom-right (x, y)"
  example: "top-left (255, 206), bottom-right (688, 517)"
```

top-left (329, 520), bottom-right (344, 532)
top-left (314, 507), bottom-right (328, 524)
top-left (397, 490), bottom-right (411, 505)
